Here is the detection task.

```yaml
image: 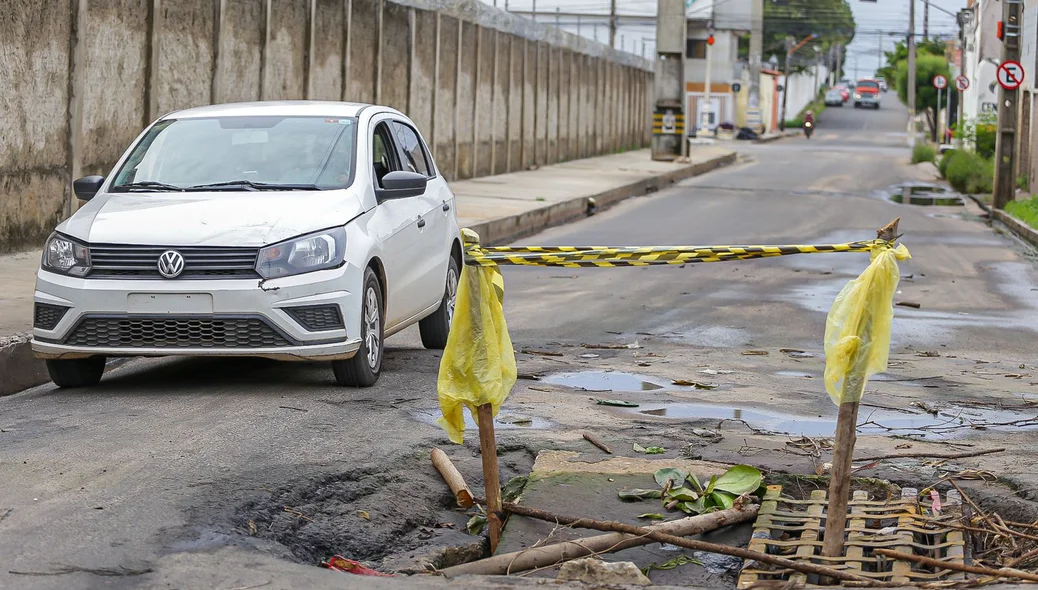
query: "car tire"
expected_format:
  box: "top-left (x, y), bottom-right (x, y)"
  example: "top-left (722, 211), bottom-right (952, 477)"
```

top-left (46, 357), bottom-right (106, 388)
top-left (332, 268), bottom-right (383, 387)
top-left (419, 255), bottom-right (459, 350)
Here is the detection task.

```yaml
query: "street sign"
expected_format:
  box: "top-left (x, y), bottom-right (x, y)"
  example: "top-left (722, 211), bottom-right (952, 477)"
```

top-left (932, 74), bottom-right (948, 89)
top-left (732, 82), bottom-right (742, 93)
top-left (955, 75), bottom-right (970, 91)
top-left (997, 60), bottom-right (1025, 90)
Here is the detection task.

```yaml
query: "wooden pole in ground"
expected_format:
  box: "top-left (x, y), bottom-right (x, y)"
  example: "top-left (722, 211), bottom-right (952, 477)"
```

top-left (477, 403), bottom-right (502, 553)
top-left (430, 448), bottom-right (475, 508)
top-left (821, 219), bottom-right (900, 562)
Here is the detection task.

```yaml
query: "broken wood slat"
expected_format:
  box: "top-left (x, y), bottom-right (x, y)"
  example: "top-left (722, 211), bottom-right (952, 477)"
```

top-left (792, 489), bottom-right (826, 586)
top-left (846, 490), bottom-right (869, 574)
top-left (739, 485), bottom-right (781, 588)
top-left (890, 487), bottom-right (917, 585)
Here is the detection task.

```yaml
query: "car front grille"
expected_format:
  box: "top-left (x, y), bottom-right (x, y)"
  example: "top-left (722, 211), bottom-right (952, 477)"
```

top-left (64, 316), bottom-right (294, 349)
top-left (34, 303), bottom-right (70, 330)
top-left (284, 305), bottom-right (345, 332)
top-left (88, 245), bottom-right (260, 279)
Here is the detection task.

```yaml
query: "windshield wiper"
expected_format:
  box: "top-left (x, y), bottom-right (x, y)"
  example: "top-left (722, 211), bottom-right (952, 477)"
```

top-left (113, 181), bottom-right (185, 192)
top-left (186, 180), bottom-right (321, 192)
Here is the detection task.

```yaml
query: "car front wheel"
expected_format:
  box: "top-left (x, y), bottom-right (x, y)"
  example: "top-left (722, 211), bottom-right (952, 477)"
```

top-left (47, 357), bottom-right (106, 388)
top-left (419, 255), bottom-right (459, 350)
top-left (332, 268), bottom-right (383, 387)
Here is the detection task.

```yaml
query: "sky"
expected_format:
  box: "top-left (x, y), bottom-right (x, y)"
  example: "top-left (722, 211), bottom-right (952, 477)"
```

top-left (475, 0), bottom-right (969, 76)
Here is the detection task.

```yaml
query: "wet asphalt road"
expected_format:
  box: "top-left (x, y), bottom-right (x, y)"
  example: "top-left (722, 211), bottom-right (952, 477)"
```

top-left (3, 96), bottom-right (1037, 589)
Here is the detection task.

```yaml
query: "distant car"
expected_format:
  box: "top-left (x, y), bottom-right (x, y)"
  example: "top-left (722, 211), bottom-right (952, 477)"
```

top-left (32, 101), bottom-right (462, 389)
top-left (824, 88), bottom-right (845, 106)
top-left (854, 79), bottom-right (882, 109)
top-left (879, 79), bottom-right (889, 92)
top-left (834, 85), bottom-right (850, 102)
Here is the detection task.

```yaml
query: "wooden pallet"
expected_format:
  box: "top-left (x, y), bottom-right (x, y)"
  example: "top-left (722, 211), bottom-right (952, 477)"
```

top-left (738, 485), bottom-right (966, 587)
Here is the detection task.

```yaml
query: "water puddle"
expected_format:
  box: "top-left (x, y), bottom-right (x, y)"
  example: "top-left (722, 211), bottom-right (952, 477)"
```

top-left (886, 183), bottom-right (964, 206)
top-left (412, 410), bottom-right (552, 430)
top-left (543, 371), bottom-right (672, 392)
top-left (628, 402), bottom-right (1038, 438)
top-left (776, 370), bottom-right (815, 378)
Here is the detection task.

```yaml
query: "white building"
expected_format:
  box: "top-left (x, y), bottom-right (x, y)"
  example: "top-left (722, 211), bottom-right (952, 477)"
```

top-left (683, 0), bottom-right (752, 132)
top-left (960, 0), bottom-right (1001, 122)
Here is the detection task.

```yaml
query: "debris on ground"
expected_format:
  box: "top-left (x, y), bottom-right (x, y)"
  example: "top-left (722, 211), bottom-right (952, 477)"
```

top-left (323, 555), bottom-right (394, 576)
top-left (618, 465), bottom-right (762, 515)
top-left (671, 379), bottom-right (719, 389)
top-left (595, 399), bottom-right (639, 407)
top-left (582, 432), bottom-right (612, 454)
top-left (632, 443), bottom-right (666, 454)
top-left (557, 558), bottom-right (652, 586)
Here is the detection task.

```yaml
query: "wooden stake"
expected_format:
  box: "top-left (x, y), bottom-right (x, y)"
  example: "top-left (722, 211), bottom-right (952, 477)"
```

top-left (477, 403), bottom-right (502, 553)
top-left (430, 448), bottom-right (475, 508)
top-left (582, 432), bottom-right (612, 454)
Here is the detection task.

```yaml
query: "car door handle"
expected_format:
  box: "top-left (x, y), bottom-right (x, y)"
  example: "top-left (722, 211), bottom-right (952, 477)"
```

top-left (417, 217), bottom-right (426, 228)
top-left (442, 201), bottom-right (450, 212)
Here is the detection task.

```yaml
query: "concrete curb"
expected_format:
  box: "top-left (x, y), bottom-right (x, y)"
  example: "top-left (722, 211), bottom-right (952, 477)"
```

top-left (754, 131), bottom-right (798, 144)
top-left (469, 151), bottom-right (737, 246)
top-left (992, 209), bottom-right (1038, 250)
top-left (0, 152), bottom-right (737, 397)
top-left (0, 333), bottom-right (49, 397)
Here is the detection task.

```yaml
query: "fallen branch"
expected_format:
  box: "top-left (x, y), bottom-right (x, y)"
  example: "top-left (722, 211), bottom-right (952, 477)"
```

top-left (430, 448), bottom-right (475, 508)
top-left (582, 432), bottom-right (612, 454)
top-left (854, 448), bottom-right (1006, 462)
top-left (440, 503), bottom-right (759, 578)
top-left (874, 549), bottom-right (1038, 583)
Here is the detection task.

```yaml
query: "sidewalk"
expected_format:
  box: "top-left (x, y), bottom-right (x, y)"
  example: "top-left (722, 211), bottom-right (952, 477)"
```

top-left (0, 147), bottom-right (735, 395)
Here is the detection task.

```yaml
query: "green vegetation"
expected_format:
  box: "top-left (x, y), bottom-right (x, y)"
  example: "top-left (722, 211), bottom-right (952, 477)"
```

top-left (1005, 196), bottom-right (1038, 230)
top-left (952, 113), bottom-right (997, 158)
top-left (895, 54), bottom-right (951, 115)
top-left (911, 142), bottom-right (937, 164)
top-left (760, 0), bottom-right (856, 75)
top-left (876, 39), bottom-right (948, 85)
top-left (943, 149), bottom-right (994, 195)
top-left (938, 148), bottom-right (956, 178)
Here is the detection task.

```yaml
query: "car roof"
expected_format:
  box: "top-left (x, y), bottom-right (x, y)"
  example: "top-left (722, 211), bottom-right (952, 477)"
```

top-left (161, 101), bottom-right (397, 120)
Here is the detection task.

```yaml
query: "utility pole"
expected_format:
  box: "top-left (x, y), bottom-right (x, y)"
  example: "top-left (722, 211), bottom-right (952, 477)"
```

top-left (747, 0), bottom-right (764, 132)
top-left (908, 0), bottom-right (917, 117)
top-left (923, 0), bottom-right (929, 40)
top-left (779, 36), bottom-right (794, 131)
top-left (651, 0), bottom-right (687, 160)
top-left (577, 15), bottom-right (582, 37)
top-left (994, 0), bottom-right (1023, 209)
top-left (610, 0), bottom-right (618, 47)
top-left (555, 7), bottom-right (560, 28)
top-left (835, 41), bottom-right (843, 82)
top-left (531, 0), bottom-right (536, 21)
top-left (702, 24), bottom-right (715, 134)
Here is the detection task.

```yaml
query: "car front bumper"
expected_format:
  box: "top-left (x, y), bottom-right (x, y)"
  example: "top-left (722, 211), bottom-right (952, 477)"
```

top-left (855, 95), bottom-right (880, 105)
top-left (31, 266), bottom-right (363, 361)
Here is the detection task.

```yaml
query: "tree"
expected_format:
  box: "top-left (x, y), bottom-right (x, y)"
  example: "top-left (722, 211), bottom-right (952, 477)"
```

top-left (760, 0), bottom-right (856, 74)
top-left (896, 53), bottom-right (951, 120)
top-left (876, 38), bottom-right (946, 84)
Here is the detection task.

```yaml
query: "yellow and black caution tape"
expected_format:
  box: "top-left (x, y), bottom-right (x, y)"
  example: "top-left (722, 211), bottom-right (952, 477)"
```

top-left (463, 239), bottom-right (889, 268)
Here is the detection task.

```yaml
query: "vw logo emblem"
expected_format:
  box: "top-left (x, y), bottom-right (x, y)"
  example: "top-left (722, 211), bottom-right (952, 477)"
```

top-left (157, 250), bottom-right (185, 279)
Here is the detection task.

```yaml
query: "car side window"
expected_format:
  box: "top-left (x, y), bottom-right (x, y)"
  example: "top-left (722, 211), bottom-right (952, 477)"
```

top-left (391, 122), bottom-right (433, 177)
top-left (372, 122), bottom-right (402, 188)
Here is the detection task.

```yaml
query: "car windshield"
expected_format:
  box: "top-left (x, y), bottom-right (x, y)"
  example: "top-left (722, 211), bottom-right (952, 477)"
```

top-left (111, 116), bottom-right (358, 191)
top-left (858, 81), bottom-right (879, 89)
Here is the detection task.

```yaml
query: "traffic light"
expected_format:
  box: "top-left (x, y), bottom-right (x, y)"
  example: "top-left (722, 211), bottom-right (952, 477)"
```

top-left (998, 20), bottom-right (1004, 40)
top-left (707, 35), bottom-right (715, 46)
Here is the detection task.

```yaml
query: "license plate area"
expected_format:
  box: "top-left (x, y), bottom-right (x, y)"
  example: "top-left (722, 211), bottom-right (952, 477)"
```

top-left (127, 293), bottom-right (214, 314)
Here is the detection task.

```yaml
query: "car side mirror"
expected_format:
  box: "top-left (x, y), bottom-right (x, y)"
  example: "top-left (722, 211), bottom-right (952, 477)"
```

top-left (376, 171), bottom-right (427, 201)
top-left (73, 175), bottom-right (105, 201)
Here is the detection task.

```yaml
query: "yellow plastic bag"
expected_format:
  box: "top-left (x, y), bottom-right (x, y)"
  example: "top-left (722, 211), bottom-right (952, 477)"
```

top-left (437, 260), bottom-right (517, 444)
top-left (823, 243), bottom-right (911, 406)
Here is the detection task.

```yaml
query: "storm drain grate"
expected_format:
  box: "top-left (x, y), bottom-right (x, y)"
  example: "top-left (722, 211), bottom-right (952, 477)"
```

top-left (738, 485), bottom-right (966, 587)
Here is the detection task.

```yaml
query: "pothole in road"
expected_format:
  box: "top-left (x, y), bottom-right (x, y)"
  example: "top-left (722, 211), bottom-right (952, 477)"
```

top-left (628, 402), bottom-right (1038, 438)
top-left (411, 409), bottom-right (553, 430)
top-left (887, 182), bottom-right (965, 206)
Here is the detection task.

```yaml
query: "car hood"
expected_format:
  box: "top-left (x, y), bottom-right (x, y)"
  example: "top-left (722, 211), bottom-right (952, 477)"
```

top-left (60, 190), bottom-right (370, 247)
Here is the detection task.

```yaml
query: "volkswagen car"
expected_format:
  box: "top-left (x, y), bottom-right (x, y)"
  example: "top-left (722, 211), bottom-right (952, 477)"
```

top-left (32, 102), bottom-right (462, 388)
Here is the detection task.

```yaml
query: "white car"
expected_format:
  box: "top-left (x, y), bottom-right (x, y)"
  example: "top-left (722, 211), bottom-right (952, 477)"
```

top-left (31, 101), bottom-right (462, 388)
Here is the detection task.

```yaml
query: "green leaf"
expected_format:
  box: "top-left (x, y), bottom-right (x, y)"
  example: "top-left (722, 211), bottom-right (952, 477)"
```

top-left (712, 491), bottom-right (736, 510)
top-left (654, 468), bottom-right (688, 489)
top-left (618, 488), bottom-right (664, 501)
top-left (637, 513), bottom-right (665, 520)
top-left (633, 443), bottom-right (665, 454)
top-left (501, 476), bottom-right (527, 503)
top-left (687, 473), bottom-right (704, 494)
top-left (596, 399), bottom-right (639, 407)
top-left (713, 465), bottom-right (763, 495)
top-left (467, 514), bottom-right (487, 535)
top-left (667, 487), bottom-right (699, 502)
top-left (643, 554), bottom-right (703, 576)
top-left (679, 497), bottom-right (708, 514)
top-left (705, 474), bottom-right (718, 495)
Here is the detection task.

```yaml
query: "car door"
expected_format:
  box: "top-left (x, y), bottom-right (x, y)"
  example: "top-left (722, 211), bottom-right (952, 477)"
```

top-left (368, 119), bottom-right (429, 329)
top-left (390, 120), bottom-right (452, 313)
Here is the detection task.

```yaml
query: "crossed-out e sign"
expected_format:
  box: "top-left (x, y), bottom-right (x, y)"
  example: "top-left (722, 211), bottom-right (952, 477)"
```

top-left (932, 74), bottom-right (948, 89)
top-left (955, 75), bottom-right (969, 91)
top-left (998, 60), bottom-right (1025, 90)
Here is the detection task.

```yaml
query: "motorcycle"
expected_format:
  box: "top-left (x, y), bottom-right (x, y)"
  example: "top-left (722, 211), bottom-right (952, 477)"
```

top-left (803, 120), bottom-right (814, 139)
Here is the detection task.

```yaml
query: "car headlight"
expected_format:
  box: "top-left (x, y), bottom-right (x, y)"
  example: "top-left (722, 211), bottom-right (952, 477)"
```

top-left (41, 233), bottom-right (91, 277)
top-left (855, 93), bottom-right (862, 99)
top-left (256, 227), bottom-right (347, 279)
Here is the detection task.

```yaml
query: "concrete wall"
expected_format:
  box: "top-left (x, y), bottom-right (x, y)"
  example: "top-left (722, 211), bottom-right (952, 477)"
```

top-left (0, 0), bottom-right (653, 253)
